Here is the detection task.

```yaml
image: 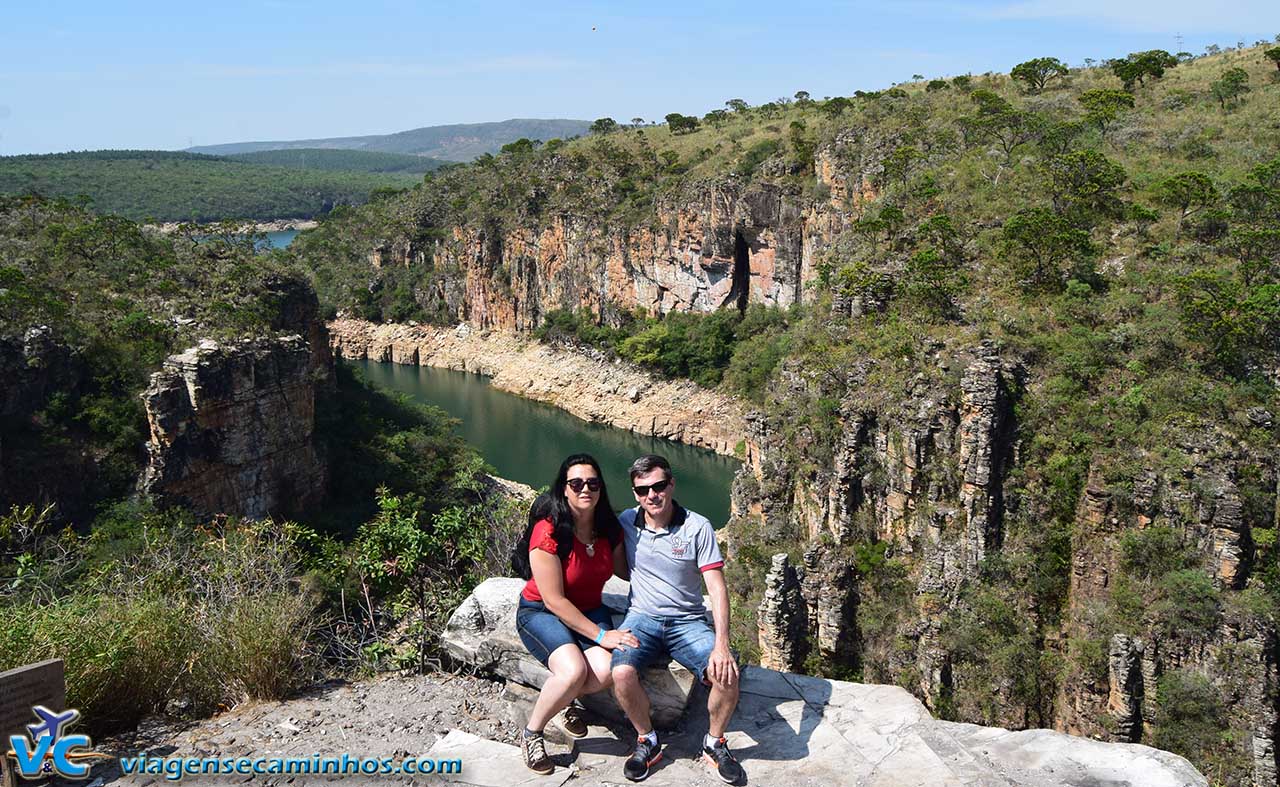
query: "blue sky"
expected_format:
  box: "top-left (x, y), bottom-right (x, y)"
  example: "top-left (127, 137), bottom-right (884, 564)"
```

top-left (1, 1), bottom-right (1276, 154)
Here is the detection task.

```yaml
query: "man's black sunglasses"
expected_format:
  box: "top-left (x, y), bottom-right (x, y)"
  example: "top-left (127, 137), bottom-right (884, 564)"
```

top-left (566, 477), bottom-right (602, 493)
top-left (632, 479), bottom-right (671, 497)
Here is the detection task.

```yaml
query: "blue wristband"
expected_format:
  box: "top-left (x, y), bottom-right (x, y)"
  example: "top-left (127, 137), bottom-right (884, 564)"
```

top-left (594, 627), bottom-right (606, 644)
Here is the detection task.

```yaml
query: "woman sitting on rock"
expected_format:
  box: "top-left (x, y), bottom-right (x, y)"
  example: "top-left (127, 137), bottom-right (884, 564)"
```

top-left (512, 453), bottom-right (639, 775)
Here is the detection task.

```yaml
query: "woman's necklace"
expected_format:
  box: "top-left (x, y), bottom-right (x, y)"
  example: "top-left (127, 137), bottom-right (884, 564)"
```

top-left (577, 526), bottom-right (597, 557)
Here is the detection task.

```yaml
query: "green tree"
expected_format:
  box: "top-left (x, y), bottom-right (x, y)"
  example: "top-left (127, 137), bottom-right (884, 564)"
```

top-left (926, 79), bottom-right (949, 92)
top-left (1110, 50), bottom-right (1178, 90)
top-left (703, 109), bottom-right (729, 128)
top-left (789, 120), bottom-right (815, 167)
top-left (1154, 172), bottom-right (1219, 238)
top-left (589, 117), bottom-right (619, 135)
top-left (793, 90), bottom-right (812, 105)
top-left (1175, 270), bottom-right (1280, 375)
top-left (725, 98), bottom-right (750, 113)
top-left (1210, 67), bottom-right (1250, 110)
top-left (1010, 57), bottom-right (1069, 92)
top-left (959, 89), bottom-right (1042, 163)
top-left (664, 113), bottom-right (700, 135)
top-left (881, 145), bottom-right (922, 189)
top-left (1041, 150), bottom-right (1127, 223)
top-left (820, 96), bottom-right (853, 117)
top-left (354, 487), bottom-right (486, 672)
top-left (1264, 47), bottom-right (1280, 71)
top-left (1077, 89), bottom-right (1135, 134)
top-left (1001, 207), bottom-right (1096, 290)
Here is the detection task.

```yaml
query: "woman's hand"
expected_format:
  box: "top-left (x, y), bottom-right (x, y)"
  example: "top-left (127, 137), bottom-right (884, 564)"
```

top-left (598, 628), bottom-right (640, 651)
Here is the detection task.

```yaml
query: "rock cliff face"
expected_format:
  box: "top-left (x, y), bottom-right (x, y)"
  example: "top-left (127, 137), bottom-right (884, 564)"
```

top-left (359, 139), bottom-right (886, 331)
top-left (738, 344), bottom-right (1280, 786)
top-left (327, 318), bottom-right (748, 457)
top-left (0, 326), bottom-right (95, 522)
top-left (138, 337), bottom-right (328, 520)
top-left (138, 278), bottom-right (334, 521)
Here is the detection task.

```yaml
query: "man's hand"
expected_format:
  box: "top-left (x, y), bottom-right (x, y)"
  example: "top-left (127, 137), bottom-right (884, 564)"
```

top-left (707, 643), bottom-right (738, 687)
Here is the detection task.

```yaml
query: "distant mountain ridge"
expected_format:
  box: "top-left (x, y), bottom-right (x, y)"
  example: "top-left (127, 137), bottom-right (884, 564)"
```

top-left (187, 118), bottom-right (592, 162)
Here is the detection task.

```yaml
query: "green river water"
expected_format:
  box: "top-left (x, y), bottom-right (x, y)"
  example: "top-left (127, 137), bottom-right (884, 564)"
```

top-left (354, 359), bottom-right (741, 526)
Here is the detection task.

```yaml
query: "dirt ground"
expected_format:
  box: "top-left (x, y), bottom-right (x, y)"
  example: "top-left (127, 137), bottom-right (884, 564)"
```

top-left (68, 672), bottom-right (659, 786)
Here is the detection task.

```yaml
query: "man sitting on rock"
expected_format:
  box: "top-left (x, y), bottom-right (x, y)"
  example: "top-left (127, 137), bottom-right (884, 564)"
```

top-left (611, 454), bottom-right (745, 785)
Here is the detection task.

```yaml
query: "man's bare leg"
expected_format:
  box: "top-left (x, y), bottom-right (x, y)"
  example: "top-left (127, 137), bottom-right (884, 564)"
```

top-left (611, 664), bottom-right (653, 735)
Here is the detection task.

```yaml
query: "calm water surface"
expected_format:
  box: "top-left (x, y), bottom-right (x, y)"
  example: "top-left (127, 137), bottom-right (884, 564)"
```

top-left (263, 229), bottom-right (299, 249)
top-left (355, 359), bottom-right (741, 526)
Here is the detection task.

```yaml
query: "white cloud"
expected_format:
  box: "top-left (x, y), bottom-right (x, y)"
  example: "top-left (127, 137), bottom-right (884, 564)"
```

top-left (980, 0), bottom-right (1280, 35)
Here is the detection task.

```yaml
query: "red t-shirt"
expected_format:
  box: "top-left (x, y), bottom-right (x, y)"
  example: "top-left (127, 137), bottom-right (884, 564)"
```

top-left (521, 518), bottom-right (614, 610)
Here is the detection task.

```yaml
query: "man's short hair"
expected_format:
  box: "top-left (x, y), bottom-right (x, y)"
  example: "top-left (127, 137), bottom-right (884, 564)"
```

top-left (629, 454), bottom-right (672, 481)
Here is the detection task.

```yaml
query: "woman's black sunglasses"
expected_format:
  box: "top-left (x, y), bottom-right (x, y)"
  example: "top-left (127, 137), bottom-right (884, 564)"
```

top-left (566, 477), bottom-right (602, 493)
top-left (632, 479), bottom-right (671, 497)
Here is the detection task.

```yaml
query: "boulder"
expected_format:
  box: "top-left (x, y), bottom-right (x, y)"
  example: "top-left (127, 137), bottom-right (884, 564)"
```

top-left (442, 577), bottom-right (700, 728)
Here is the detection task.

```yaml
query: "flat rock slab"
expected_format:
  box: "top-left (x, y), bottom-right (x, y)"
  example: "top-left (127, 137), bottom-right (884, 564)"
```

top-left (78, 664), bottom-right (1205, 787)
top-left (443, 577), bottom-right (699, 728)
top-left (419, 667), bottom-right (1206, 787)
top-left (425, 730), bottom-right (575, 786)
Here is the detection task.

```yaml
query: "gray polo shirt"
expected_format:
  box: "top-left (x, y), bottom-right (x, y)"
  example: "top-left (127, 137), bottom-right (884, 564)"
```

top-left (620, 503), bottom-right (724, 619)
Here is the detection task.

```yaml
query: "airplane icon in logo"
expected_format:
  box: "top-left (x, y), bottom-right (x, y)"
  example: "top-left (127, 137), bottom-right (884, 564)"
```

top-left (26, 706), bottom-right (80, 741)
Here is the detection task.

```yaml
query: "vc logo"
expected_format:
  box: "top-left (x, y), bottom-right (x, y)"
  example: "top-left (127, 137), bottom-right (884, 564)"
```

top-left (5, 705), bottom-right (107, 780)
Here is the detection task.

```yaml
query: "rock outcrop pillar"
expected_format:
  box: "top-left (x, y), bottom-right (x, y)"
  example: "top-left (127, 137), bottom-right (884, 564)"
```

top-left (757, 553), bottom-right (808, 671)
top-left (1107, 634), bottom-right (1145, 742)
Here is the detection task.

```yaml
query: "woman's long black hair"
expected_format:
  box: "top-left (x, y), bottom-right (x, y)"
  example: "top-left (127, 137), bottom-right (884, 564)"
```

top-left (511, 453), bottom-right (623, 580)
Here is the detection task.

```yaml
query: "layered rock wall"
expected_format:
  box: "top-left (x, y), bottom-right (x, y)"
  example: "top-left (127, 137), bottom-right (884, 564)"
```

top-left (363, 130), bottom-right (897, 332)
top-left (0, 326), bottom-right (94, 521)
top-left (740, 343), bottom-right (1280, 785)
top-left (138, 337), bottom-right (327, 520)
top-left (138, 277), bottom-right (334, 521)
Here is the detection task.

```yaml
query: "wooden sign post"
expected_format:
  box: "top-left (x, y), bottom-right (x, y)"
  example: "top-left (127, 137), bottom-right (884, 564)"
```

top-left (0, 660), bottom-right (66, 787)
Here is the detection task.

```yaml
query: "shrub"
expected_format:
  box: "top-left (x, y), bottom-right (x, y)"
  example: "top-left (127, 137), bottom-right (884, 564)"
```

top-left (1151, 569), bottom-right (1221, 640)
top-left (0, 519), bottom-right (320, 733)
top-left (735, 138), bottom-right (782, 177)
top-left (1119, 526), bottom-right (1194, 579)
top-left (1153, 670), bottom-right (1227, 774)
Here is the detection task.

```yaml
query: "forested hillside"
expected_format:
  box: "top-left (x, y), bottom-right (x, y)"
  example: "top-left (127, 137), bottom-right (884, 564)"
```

top-left (228, 148), bottom-right (450, 174)
top-left (288, 41), bottom-right (1280, 785)
top-left (0, 150), bottom-right (420, 222)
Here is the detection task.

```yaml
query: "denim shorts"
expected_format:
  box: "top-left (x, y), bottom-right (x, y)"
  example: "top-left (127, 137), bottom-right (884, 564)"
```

top-left (516, 597), bottom-right (614, 666)
top-left (609, 610), bottom-right (718, 684)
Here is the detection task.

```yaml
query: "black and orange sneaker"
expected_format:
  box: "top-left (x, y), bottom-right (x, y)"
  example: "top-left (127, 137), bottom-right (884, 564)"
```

top-left (623, 732), bottom-right (661, 781)
top-left (701, 736), bottom-right (744, 784)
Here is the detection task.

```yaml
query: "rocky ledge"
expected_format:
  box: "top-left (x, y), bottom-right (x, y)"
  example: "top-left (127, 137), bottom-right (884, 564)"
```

top-left (138, 336), bottom-right (327, 520)
top-left (444, 578), bottom-right (1208, 787)
top-left (328, 318), bottom-right (749, 457)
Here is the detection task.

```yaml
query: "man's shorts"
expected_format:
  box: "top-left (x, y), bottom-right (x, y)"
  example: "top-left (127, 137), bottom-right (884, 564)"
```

top-left (516, 597), bottom-right (614, 666)
top-left (609, 610), bottom-right (718, 684)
